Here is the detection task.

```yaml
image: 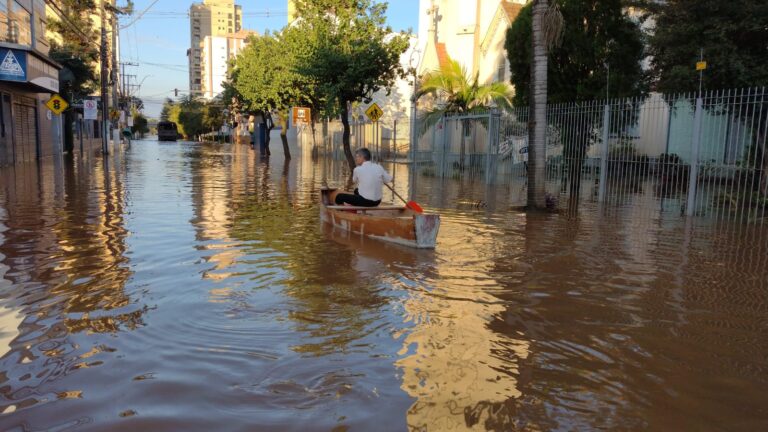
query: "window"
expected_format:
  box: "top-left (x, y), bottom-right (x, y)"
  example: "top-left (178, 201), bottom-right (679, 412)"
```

top-left (496, 56), bottom-right (506, 83)
top-left (4, 1), bottom-right (32, 46)
top-left (228, 13), bottom-right (232, 19)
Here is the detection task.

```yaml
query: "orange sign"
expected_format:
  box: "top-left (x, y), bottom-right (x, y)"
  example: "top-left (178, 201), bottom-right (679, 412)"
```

top-left (292, 107), bottom-right (310, 126)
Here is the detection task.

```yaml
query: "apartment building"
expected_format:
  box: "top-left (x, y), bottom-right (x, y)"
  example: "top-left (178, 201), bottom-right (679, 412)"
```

top-left (189, 0), bottom-right (242, 98)
top-left (200, 29), bottom-right (255, 100)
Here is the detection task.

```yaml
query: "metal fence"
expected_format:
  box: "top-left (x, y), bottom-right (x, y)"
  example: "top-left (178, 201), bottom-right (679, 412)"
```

top-left (302, 87), bottom-right (768, 225)
top-left (409, 87), bottom-right (767, 224)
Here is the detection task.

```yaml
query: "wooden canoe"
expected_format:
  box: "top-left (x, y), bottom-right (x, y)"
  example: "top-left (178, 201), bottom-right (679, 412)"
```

top-left (320, 188), bottom-right (440, 249)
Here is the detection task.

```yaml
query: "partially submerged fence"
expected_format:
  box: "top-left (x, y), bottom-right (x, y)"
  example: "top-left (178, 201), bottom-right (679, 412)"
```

top-left (303, 87), bottom-right (768, 225)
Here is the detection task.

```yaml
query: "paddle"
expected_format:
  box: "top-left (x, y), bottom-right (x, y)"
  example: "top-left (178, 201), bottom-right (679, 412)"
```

top-left (385, 183), bottom-right (424, 213)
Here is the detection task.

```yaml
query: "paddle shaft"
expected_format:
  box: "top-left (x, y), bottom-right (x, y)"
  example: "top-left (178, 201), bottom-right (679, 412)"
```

top-left (385, 183), bottom-right (418, 211)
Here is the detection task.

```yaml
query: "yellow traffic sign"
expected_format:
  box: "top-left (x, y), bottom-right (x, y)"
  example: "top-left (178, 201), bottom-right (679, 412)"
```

top-left (45, 94), bottom-right (68, 115)
top-left (365, 103), bottom-right (384, 122)
top-left (696, 61), bottom-right (707, 71)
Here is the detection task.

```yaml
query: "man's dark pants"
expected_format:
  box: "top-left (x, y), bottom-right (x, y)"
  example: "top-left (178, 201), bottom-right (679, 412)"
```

top-left (335, 189), bottom-right (381, 207)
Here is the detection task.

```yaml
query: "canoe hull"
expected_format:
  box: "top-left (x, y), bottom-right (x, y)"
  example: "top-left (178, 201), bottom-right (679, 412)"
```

top-left (320, 189), bottom-right (440, 249)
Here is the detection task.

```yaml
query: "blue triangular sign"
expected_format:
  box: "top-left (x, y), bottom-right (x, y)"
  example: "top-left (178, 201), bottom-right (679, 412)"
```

top-left (0, 51), bottom-right (24, 76)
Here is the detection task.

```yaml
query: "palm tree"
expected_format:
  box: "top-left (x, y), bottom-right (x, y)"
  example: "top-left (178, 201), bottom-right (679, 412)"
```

top-left (529, 0), bottom-right (563, 209)
top-left (417, 57), bottom-right (513, 171)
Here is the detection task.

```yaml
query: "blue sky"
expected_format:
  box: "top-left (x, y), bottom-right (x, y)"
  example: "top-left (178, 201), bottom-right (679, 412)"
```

top-left (120, 0), bottom-right (419, 118)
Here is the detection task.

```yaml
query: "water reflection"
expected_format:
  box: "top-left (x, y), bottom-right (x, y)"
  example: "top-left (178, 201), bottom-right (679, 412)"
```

top-left (0, 139), bottom-right (766, 431)
top-left (0, 152), bottom-right (141, 418)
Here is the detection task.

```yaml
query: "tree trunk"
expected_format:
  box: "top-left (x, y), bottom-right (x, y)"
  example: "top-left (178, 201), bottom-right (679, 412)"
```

top-left (310, 117), bottom-right (319, 159)
top-left (262, 112), bottom-right (272, 156)
top-left (279, 115), bottom-right (291, 160)
top-left (340, 101), bottom-right (355, 172)
top-left (527, 0), bottom-right (549, 210)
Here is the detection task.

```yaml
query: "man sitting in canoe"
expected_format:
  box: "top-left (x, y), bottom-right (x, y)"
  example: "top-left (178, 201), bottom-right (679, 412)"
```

top-left (335, 148), bottom-right (393, 207)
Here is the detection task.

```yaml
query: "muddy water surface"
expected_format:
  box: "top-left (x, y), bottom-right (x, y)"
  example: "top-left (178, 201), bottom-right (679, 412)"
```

top-left (0, 141), bottom-right (766, 431)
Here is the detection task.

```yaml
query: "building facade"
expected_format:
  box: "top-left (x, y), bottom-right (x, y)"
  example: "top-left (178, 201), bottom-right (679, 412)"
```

top-left (189, 0), bottom-right (242, 98)
top-left (0, 0), bottom-right (62, 167)
top-left (200, 29), bottom-right (255, 100)
top-left (417, 0), bottom-right (526, 84)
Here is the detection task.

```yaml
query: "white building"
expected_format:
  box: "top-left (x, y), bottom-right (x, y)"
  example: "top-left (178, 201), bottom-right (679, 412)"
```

top-left (417, 0), bottom-right (527, 84)
top-left (200, 30), bottom-right (255, 100)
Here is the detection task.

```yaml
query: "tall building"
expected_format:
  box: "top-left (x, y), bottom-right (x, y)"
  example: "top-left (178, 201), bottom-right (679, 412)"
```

top-left (188, 0), bottom-right (243, 98)
top-left (200, 29), bottom-right (256, 100)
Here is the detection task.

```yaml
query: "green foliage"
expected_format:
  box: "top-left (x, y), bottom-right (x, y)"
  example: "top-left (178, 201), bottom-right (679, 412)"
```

top-left (160, 96), bottom-right (226, 140)
top-left (416, 57), bottom-right (513, 132)
top-left (506, 0), bottom-right (647, 105)
top-left (160, 98), bottom-right (174, 122)
top-left (230, 29), bottom-right (316, 116)
top-left (294, 0), bottom-right (409, 116)
top-left (202, 104), bottom-right (223, 132)
top-left (293, 0), bottom-right (409, 169)
top-left (645, 0), bottom-right (768, 93)
top-left (47, 0), bottom-right (100, 102)
top-left (131, 109), bottom-right (149, 138)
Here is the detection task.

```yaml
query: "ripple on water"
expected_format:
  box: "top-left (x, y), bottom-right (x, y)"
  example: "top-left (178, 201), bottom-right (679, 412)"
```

top-left (1, 141), bottom-right (768, 431)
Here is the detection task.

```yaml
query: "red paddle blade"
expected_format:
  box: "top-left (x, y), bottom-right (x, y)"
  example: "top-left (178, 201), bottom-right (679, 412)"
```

top-left (407, 201), bottom-right (424, 213)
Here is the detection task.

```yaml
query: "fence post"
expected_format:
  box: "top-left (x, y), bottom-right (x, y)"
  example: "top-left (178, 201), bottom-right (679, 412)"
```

top-left (441, 116), bottom-right (448, 178)
top-left (598, 103), bottom-right (611, 202)
top-left (686, 97), bottom-right (704, 216)
top-left (486, 109), bottom-right (500, 184)
top-left (409, 105), bottom-right (419, 200)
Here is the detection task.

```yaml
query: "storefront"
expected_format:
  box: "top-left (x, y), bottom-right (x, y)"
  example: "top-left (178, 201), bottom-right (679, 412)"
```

top-left (0, 0), bottom-right (61, 167)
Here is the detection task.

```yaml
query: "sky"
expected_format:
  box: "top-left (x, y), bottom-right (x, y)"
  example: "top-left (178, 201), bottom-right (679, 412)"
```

top-left (119, 0), bottom-right (420, 118)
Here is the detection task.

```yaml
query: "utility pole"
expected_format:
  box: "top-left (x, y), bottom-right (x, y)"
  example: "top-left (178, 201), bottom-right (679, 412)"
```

top-left (111, 9), bottom-right (119, 142)
top-left (100, 4), bottom-right (109, 155)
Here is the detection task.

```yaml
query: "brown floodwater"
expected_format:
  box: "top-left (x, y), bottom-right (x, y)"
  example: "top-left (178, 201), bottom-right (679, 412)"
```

top-left (0, 140), bottom-right (767, 431)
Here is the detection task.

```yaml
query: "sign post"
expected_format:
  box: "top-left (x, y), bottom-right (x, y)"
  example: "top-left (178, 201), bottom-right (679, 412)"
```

top-left (84, 99), bottom-right (98, 120)
top-left (365, 103), bottom-right (384, 160)
top-left (364, 103), bottom-right (383, 123)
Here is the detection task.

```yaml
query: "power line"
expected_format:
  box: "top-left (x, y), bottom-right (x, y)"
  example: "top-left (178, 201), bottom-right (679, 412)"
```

top-left (44, 0), bottom-right (102, 52)
top-left (120, 0), bottom-right (160, 29)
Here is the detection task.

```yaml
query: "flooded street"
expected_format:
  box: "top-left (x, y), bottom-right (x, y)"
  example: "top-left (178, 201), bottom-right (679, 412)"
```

top-left (1, 140), bottom-right (767, 431)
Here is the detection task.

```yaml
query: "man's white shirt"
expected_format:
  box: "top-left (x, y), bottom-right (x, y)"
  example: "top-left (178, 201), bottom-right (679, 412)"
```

top-left (353, 161), bottom-right (393, 201)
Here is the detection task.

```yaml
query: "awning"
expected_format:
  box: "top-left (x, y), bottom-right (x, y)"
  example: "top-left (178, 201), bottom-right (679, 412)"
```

top-left (0, 46), bottom-right (61, 93)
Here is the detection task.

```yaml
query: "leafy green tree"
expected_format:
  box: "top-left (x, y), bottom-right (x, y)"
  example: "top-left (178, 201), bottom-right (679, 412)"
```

top-left (47, 0), bottom-right (100, 153)
top-left (417, 57), bottom-right (513, 170)
top-left (645, 0), bottom-right (768, 93)
top-left (177, 95), bottom-right (205, 140)
top-left (230, 27), bottom-right (321, 159)
top-left (506, 0), bottom-right (646, 104)
top-left (644, 0), bottom-right (768, 197)
top-left (506, 0), bottom-right (646, 206)
top-left (294, 0), bottom-right (410, 172)
top-left (160, 98), bottom-right (174, 122)
top-left (202, 103), bottom-right (223, 133)
top-left (131, 109), bottom-right (149, 138)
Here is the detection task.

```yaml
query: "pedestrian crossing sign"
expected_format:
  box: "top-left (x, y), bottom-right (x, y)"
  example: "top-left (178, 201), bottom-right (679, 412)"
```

top-left (365, 103), bottom-right (384, 122)
top-left (45, 94), bottom-right (68, 115)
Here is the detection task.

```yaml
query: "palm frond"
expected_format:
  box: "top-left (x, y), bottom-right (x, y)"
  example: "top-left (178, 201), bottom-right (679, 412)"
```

top-left (417, 108), bottom-right (448, 137)
top-left (416, 56), bottom-right (514, 113)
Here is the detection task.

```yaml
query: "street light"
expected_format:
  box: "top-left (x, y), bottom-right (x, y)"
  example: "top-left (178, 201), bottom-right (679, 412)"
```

top-left (408, 45), bottom-right (422, 162)
top-left (408, 44), bottom-right (422, 201)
